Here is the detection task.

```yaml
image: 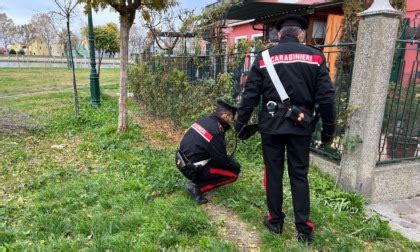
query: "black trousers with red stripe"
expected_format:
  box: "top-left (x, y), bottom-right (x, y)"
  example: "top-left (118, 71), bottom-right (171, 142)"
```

top-left (262, 133), bottom-right (314, 235)
top-left (192, 164), bottom-right (240, 193)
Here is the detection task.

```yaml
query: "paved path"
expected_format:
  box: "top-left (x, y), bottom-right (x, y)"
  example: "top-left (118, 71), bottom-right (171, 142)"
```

top-left (368, 196), bottom-right (420, 242)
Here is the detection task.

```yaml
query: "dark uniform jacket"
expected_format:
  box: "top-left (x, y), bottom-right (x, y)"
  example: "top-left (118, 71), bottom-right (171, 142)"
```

top-left (180, 114), bottom-right (240, 170)
top-left (237, 35), bottom-right (336, 136)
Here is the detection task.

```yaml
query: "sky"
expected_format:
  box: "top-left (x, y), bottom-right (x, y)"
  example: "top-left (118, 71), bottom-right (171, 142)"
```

top-left (0, 0), bottom-right (215, 31)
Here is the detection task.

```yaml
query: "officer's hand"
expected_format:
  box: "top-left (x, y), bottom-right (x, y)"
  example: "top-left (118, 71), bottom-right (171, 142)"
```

top-left (234, 120), bottom-right (245, 134)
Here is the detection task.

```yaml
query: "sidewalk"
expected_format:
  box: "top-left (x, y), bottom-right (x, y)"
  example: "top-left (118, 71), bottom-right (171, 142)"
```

top-left (368, 196), bottom-right (420, 242)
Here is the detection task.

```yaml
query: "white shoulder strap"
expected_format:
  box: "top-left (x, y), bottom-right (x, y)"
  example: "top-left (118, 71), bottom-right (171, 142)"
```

top-left (262, 50), bottom-right (290, 103)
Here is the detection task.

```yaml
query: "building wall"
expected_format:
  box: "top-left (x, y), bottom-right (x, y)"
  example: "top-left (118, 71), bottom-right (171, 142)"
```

top-left (224, 22), bottom-right (264, 47)
top-left (51, 43), bottom-right (65, 57)
top-left (402, 0), bottom-right (420, 85)
top-left (10, 43), bottom-right (25, 53)
top-left (28, 39), bottom-right (49, 56)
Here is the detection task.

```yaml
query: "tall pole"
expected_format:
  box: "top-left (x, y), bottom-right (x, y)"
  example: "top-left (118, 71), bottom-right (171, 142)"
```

top-left (88, 0), bottom-right (100, 106)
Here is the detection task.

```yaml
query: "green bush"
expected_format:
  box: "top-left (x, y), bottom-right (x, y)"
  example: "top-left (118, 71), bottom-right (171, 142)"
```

top-left (129, 64), bottom-right (234, 128)
top-left (9, 49), bottom-right (16, 55)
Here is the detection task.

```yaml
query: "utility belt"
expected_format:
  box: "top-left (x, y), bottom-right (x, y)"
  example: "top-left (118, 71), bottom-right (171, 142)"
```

top-left (264, 100), bottom-right (317, 129)
top-left (175, 150), bottom-right (210, 180)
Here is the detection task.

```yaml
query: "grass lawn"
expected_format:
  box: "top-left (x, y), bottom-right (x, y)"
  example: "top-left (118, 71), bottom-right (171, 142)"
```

top-left (0, 68), bottom-right (120, 96)
top-left (1, 92), bottom-right (232, 250)
top-left (1, 68), bottom-right (419, 250)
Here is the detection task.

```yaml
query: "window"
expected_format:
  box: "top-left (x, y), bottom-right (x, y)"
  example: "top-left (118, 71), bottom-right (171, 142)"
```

top-left (234, 35), bottom-right (247, 52)
top-left (312, 19), bottom-right (327, 45)
top-left (250, 33), bottom-right (263, 65)
top-left (312, 20), bottom-right (327, 39)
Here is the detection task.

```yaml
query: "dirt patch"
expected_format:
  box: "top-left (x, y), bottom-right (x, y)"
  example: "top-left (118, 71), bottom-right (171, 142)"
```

top-left (0, 107), bottom-right (41, 135)
top-left (128, 108), bottom-right (184, 150)
top-left (202, 198), bottom-right (261, 250)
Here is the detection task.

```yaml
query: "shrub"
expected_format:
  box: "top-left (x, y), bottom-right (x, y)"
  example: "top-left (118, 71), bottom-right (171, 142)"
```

top-left (9, 49), bottom-right (16, 55)
top-left (17, 49), bottom-right (25, 55)
top-left (129, 64), bottom-right (234, 128)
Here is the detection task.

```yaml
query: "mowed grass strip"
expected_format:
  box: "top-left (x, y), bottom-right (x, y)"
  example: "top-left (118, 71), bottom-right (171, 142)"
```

top-left (0, 92), bottom-right (233, 250)
top-left (0, 68), bottom-right (120, 96)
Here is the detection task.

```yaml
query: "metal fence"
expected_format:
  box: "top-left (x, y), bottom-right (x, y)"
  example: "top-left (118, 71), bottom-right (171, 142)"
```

top-left (138, 46), bottom-right (356, 161)
top-left (310, 43), bottom-right (356, 160)
top-left (378, 41), bottom-right (420, 164)
top-left (137, 52), bottom-right (257, 100)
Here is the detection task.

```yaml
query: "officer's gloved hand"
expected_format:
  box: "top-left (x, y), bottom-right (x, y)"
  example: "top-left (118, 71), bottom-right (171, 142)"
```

top-left (234, 120), bottom-right (245, 134)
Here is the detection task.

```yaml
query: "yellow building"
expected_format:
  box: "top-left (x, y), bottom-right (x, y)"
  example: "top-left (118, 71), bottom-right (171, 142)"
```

top-left (9, 43), bottom-right (29, 54)
top-left (51, 43), bottom-right (65, 57)
top-left (28, 39), bottom-right (65, 57)
top-left (28, 39), bottom-right (49, 56)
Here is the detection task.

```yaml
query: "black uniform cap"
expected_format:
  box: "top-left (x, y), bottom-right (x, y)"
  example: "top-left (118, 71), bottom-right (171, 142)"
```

top-left (276, 14), bottom-right (308, 31)
top-left (216, 99), bottom-right (237, 116)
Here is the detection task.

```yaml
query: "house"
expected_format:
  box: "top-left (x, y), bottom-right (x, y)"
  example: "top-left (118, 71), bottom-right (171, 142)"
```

top-left (401, 0), bottom-right (420, 85)
top-left (28, 39), bottom-right (49, 56)
top-left (51, 43), bottom-right (65, 57)
top-left (206, 0), bottom-right (419, 82)
top-left (28, 38), bottom-right (66, 57)
top-left (205, 0), bottom-right (345, 81)
top-left (9, 43), bottom-right (29, 55)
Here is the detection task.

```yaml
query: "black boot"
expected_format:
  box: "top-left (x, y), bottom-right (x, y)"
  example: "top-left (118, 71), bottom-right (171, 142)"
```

top-left (297, 232), bottom-right (313, 245)
top-left (186, 183), bottom-right (208, 205)
top-left (263, 219), bottom-right (283, 235)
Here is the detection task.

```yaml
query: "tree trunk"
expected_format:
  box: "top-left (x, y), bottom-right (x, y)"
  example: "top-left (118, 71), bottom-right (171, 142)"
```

top-left (67, 18), bottom-right (80, 118)
top-left (47, 39), bottom-right (52, 57)
top-left (65, 43), bottom-right (70, 69)
top-left (117, 18), bottom-right (132, 132)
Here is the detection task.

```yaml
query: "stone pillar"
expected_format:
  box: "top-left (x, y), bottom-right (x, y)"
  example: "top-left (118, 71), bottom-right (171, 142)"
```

top-left (338, 0), bottom-right (401, 200)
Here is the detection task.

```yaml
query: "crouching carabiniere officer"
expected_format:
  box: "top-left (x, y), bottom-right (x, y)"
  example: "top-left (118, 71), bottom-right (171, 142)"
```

top-left (235, 14), bottom-right (336, 244)
top-left (175, 99), bottom-right (241, 204)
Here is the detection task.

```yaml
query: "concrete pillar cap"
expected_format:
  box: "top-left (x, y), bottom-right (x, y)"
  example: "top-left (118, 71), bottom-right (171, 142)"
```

top-left (358, 0), bottom-right (401, 17)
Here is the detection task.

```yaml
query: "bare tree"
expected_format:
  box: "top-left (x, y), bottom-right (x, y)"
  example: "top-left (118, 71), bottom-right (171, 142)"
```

top-left (16, 24), bottom-right (36, 48)
top-left (79, 0), bottom-right (176, 133)
top-left (129, 24), bottom-right (146, 57)
top-left (30, 13), bottom-right (58, 56)
top-left (58, 28), bottom-right (79, 67)
top-left (144, 8), bottom-right (196, 55)
top-left (53, 0), bottom-right (80, 118)
top-left (0, 13), bottom-right (17, 51)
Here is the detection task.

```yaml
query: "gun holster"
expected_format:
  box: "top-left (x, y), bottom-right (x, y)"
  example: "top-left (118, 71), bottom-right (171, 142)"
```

top-left (175, 150), bottom-right (200, 180)
top-left (285, 105), bottom-right (314, 129)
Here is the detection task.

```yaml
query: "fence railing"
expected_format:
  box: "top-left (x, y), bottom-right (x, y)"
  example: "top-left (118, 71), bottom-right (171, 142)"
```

top-left (310, 44), bottom-right (356, 160)
top-left (138, 46), bottom-right (356, 161)
top-left (137, 52), bottom-right (257, 100)
top-left (378, 42), bottom-right (420, 164)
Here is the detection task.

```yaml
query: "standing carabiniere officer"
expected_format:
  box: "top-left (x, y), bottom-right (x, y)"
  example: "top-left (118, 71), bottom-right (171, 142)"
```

top-left (235, 14), bottom-right (336, 243)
